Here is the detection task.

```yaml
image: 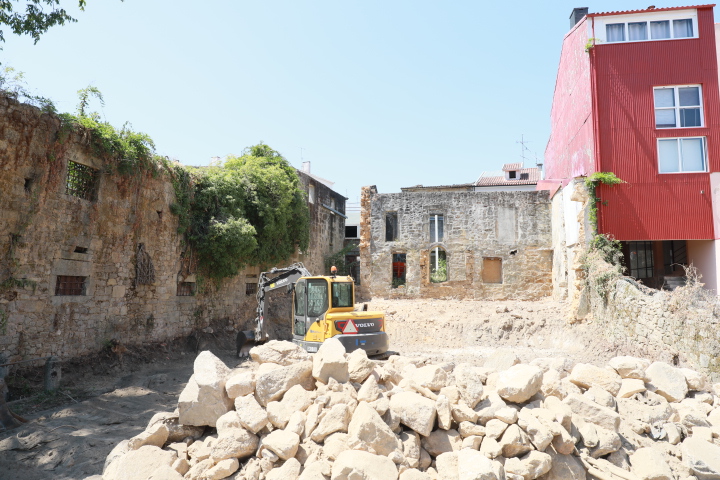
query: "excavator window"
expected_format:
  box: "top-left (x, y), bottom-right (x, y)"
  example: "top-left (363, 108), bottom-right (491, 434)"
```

top-left (307, 279), bottom-right (328, 317)
top-left (331, 282), bottom-right (353, 308)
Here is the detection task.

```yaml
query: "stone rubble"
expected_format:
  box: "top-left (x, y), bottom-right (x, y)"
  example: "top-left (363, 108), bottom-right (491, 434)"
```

top-left (102, 338), bottom-right (720, 480)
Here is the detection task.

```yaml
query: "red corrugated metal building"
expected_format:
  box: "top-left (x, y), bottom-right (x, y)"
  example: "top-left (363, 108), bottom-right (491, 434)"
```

top-left (544, 5), bottom-right (720, 291)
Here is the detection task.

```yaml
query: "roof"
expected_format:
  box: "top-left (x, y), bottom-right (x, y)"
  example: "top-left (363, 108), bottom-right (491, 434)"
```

top-left (475, 167), bottom-right (540, 186)
top-left (400, 183), bottom-right (474, 192)
top-left (502, 163), bottom-right (523, 172)
top-left (587, 4), bottom-right (714, 17)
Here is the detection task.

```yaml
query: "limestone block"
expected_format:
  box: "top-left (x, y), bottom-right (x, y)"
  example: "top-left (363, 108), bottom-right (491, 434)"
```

top-left (399, 469), bottom-right (432, 480)
top-left (313, 338), bottom-right (349, 384)
top-left (505, 451), bottom-right (552, 480)
top-left (591, 427), bottom-right (621, 458)
top-left (646, 362), bottom-right (688, 403)
top-left (475, 393), bottom-right (507, 425)
top-left (486, 419), bottom-right (509, 439)
top-left (234, 394), bottom-right (268, 434)
top-left (452, 402), bottom-right (480, 424)
top-left (569, 363), bottom-right (622, 396)
top-left (209, 427), bottom-right (259, 462)
top-left (583, 386), bottom-right (616, 409)
top-left (267, 384), bottom-right (315, 429)
top-left (454, 363), bottom-right (486, 409)
top-left (608, 356), bottom-right (649, 380)
top-left (499, 424), bottom-right (533, 458)
top-left (495, 406), bottom-right (519, 424)
top-left (323, 432), bottom-right (351, 460)
top-left (496, 364), bottom-right (543, 403)
top-left (484, 348), bottom-right (521, 371)
top-left (436, 451), bottom-right (459, 480)
top-left (310, 403), bottom-right (351, 442)
top-left (127, 422), bottom-right (169, 450)
top-left (437, 394), bottom-right (453, 430)
top-left (178, 376), bottom-right (233, 428)
top-left (204, 458), bottom-right (240, 480)
top-left (225, 370), bottom-right (255, 399)
top-left (148, 465), bottom-right (183, 480)
top-left (683, 437), bottom-right (720, 480)
top-left (421, 429), bottom-right (462, 457)
top-left (411, 364), bottom-right (448, 392)
top-left (255, 360), bottom-right (313, 406)
top-left (389, 391), bottom-right (437, 437)
top-left (262, 429), bottom-right (300, 460)
top-left (348, 401), bottom-right (400, 456)
top-left (459, 421), bottom-right (486, 438)
top-left (286, 411), bottom-right (306, 437)
top-left (542, 450), bottom-right (587, 480)
top-left (358, 374), bottom-right (382, 402)
top-left (348, 348), bottom-right (375, 383)
top-left (617, 378), bottom-right (647, 398)
top-left (331, 450), bottom-right (398, 480)
top-left (563, 393), bottom-right (620, 431)
top-left (299, 461), bottom-right (332, 480)
top-left (543, 396), bottom-right (573, 432)
top-left (457, 448), bottom-right (505, 480)
top-left (680, 368), bottom-right (708, 392)
top-left (102, 446), bottom-right (177, 480)
top-left (267, 457), bottom-right (302, 480)
top-left (480, 437), bottom-right (503, 459)
top-left (250, 340), bottom-right (311, 366)
top-left (463, 435), bottom-right (483, 450)
top-left (517, 407), bottom-right (553, 451)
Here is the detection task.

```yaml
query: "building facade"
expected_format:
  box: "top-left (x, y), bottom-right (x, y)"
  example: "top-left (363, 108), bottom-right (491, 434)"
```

top-left (544, 5), bottom-right (720, 292)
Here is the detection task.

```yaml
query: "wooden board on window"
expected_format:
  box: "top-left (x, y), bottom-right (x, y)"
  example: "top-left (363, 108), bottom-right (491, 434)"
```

top-left (482, 258), bottom-right (502, 284)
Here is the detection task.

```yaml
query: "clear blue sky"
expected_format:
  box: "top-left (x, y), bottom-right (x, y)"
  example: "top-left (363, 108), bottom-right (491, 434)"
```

top-left (1, 1), bottom-right (706, 203)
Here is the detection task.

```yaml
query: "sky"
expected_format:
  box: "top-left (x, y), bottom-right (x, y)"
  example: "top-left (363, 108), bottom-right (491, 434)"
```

top-left (1, 1), bottom-right (709, 204)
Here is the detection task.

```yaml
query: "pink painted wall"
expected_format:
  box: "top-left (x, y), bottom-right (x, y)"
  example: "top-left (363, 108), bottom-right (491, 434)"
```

top-left (544, 18), bottom-right (596, 181)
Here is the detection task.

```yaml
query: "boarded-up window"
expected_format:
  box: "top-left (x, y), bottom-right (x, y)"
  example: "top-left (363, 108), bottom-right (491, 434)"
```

top-left (482, 258), bottom-right (503, 284)
top-left (55, 276), bottom-right (86, 295)
top-left (66, 161), bottom-right (98, 200)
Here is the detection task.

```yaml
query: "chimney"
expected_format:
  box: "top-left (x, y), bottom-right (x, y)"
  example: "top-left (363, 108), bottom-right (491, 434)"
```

top-left (570, 7), bottom-right (589, 28)
top-left (302, 161), bottom-right (311, 173)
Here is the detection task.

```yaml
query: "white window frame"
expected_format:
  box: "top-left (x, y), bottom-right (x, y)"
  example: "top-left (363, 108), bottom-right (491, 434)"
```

top-left (653, 85), bottom-right (704, 129)
top-left (594, 10), bottom-right (698, 44)
top-left (657, 136), bottom-right (707, 174)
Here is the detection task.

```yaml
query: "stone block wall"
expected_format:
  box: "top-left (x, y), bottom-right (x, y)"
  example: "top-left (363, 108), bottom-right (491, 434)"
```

top-left (359, 186), bottom-right (553, 300)
top-left (0, 95), bottom-right (345, 362)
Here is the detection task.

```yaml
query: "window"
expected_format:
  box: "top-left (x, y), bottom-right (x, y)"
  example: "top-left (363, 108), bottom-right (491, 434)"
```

top-left (605, 17), bottom-right (694, 43)
top-left (66, 161), bottom-right (98, 200)
top-left (508, 171), bottom-right (517, 179)
top-left (74, 246), bottom-right (88, 254)
top-left (307, 279), bottom-right (328, 317)
top-left (177, 282), bottom-right (196, 296)
top-left (658, 137), bottom-right (706, 173)
top-left (308, 185), bottom-right (315, 204)
top-left (385, 212), bottom-right (398, 241)
top-left (392, 253), bottom-right (406, 288)
top-left (654, 86), bottom-right (702, 128)
top-left (430, 214), bottom-right (444, 243)
top-left (331, 282), bottom-right (353, 308)
top-left (245, 283), bottom-right (257, 295)
top-left (482, 258), bottom-right (502, 284)
top-left (345, 225), bottom-right (358, 238)
top-left (430, 247), bottom-right (447, 283)
top-left (55, 276), bottom-right (86, 295)
top-left (628, 241), bottom-right (654, 279)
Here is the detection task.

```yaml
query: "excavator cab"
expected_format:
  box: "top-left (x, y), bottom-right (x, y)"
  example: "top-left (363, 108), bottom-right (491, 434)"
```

top-left (291, 275), bottom-right (388, 355)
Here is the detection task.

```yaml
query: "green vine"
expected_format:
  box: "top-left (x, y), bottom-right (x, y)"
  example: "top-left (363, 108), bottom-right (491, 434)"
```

top-left (585, 37), bottom-right (599, 52)
top-left (325, 243), bottom-right (359, 277)
top-left (584, 172), bottom-right (624, 232)
top-left (580, 233), bottom-right (625, 301)
top-left (0, 308), bottom-right (7, 335)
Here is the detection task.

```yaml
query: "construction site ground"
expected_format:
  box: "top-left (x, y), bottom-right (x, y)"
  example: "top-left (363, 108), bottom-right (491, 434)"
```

top-left (0, 297), bottom-right (666, 480)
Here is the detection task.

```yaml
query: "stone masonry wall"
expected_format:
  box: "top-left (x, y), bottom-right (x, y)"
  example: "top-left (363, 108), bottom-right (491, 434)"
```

top-left (0, 95), bottom-right (345, 362)
top-left (359, 186), bottom-right (553, 300)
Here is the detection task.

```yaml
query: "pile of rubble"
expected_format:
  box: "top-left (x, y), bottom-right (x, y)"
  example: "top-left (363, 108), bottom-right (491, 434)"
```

top-left (101, 339), bottom-right (720, 480)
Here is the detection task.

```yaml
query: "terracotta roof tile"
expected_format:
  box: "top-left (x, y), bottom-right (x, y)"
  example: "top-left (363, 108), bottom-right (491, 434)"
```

top-left (475, 167), bottom-right (540, 186)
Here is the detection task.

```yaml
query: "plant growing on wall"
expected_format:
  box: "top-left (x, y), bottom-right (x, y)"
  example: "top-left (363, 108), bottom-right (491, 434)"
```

top-left (584, 172), bottom-right (624, 233)
top-left (580, 233), bottom-right (625, 301)
top-left (325, 244), bottom-right (358, 277)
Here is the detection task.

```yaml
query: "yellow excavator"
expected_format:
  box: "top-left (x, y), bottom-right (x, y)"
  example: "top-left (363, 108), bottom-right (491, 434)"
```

top-left (237, 263), bottom-right (389, 356)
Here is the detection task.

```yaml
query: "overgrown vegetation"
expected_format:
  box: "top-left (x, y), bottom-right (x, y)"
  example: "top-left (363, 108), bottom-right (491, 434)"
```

top-left (584, 172), bottom-right (624, 231)
top-left (430, 258), bottom-right (447, 283)
top-left (325, 243), bottom-right (358, 278)
top-left (580, 233), bottom-right (625, 301)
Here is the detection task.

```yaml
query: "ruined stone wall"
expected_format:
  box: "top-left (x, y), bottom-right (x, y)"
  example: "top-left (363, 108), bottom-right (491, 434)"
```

top-left (0, 95), bottom-right (344, 362)
top-left (359, 186), bottom-right (553, 300)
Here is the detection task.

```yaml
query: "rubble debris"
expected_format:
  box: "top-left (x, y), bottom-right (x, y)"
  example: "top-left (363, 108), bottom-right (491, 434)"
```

top-left (101, 341), bottom-right (720, 480)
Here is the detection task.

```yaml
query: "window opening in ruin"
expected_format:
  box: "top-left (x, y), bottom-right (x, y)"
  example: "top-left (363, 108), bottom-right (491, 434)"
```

top-left (135, 243), bottom-right (156, 285)
top-left (662, 240), bottom-right (687, 274)
top-left (509, 249), bottom-right (518, 256)
top-left (430, 248), bottom-right (447, 283)
top-left (430, 214), bottom-right (444, 243)
top-left (385, 212), bottom-right (398, 241)
top-left (628, 241), bottom-right (654, 279)
top-left (392, 253), bottom-right (406, 288)
top-left (307, 279), bottom-right (329, 317)
top-left (24, 178), bottom-right (33, 193)
top-left (308, 185), bottom-right (315, 204)
top-left (157, 210), bottom-right (163, 220)
top-left (246, 283), bottom-right (257, 295)
top-left (55, 275), bottom-right (86, 296)
top-left (345, 225), bottom-right (358, 238)
top-left (482, 258), bottom-right (503, 284)
top-left (177, 282), bottom-right (196, 296)
top-left (65, 161), bottom-right (98, 200)
top-left (74, 246), bottom-right (88, 254)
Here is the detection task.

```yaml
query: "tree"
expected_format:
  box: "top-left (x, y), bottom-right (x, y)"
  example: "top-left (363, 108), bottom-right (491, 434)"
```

top-left (0, 0), bottom-right (101, 44)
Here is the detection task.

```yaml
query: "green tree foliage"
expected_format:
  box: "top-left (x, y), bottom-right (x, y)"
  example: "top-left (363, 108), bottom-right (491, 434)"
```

top-left (0, 0), bottom-right (85, 44)
top-left (185, 144), bottom-right (310, 280)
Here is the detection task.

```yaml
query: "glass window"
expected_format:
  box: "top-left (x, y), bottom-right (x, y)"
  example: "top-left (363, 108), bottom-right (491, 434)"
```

top-left (629, 241), bottom-right (654, 279)
top-left (606, 23), bottom-right (625, 42)
top-left (674, 19), bottom-right (693, 38)
top-left (658, 137), bottom-right (706, 173)
top-left (650, 21), bottom-right (671, 39)
top-left (306, 279), bottom-right (328, 317)
top-left (294, 280), bottom-right (306, 316)
top-left (331, 282), bottom-right (353, 308)
top-left (654, 86), bottom-right (702, 129)
top-left (392, 253), bottom-right (406, 288)
top-left (430, 214), bottom-right (444, 243)
top-left (385, 212), bottom-right (398, 241)
top-left (628, 22), bottom-right (648, 41)
top-left (430, 248), bottom-right (447, 283)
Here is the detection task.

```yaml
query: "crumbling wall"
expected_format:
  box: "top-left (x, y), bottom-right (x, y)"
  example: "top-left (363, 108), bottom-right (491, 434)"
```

top-left (0, 95), bottom-right (342, 362)
top-left (360, 186), bottom-right (553, 300)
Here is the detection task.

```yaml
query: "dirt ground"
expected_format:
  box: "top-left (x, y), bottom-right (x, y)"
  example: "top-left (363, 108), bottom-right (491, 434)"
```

top-left (0, 297), bottom-right (669, 480)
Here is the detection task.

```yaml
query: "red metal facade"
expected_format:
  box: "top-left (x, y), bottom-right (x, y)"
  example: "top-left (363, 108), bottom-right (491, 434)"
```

top-left (591, 6), bottom-right (719, 240)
